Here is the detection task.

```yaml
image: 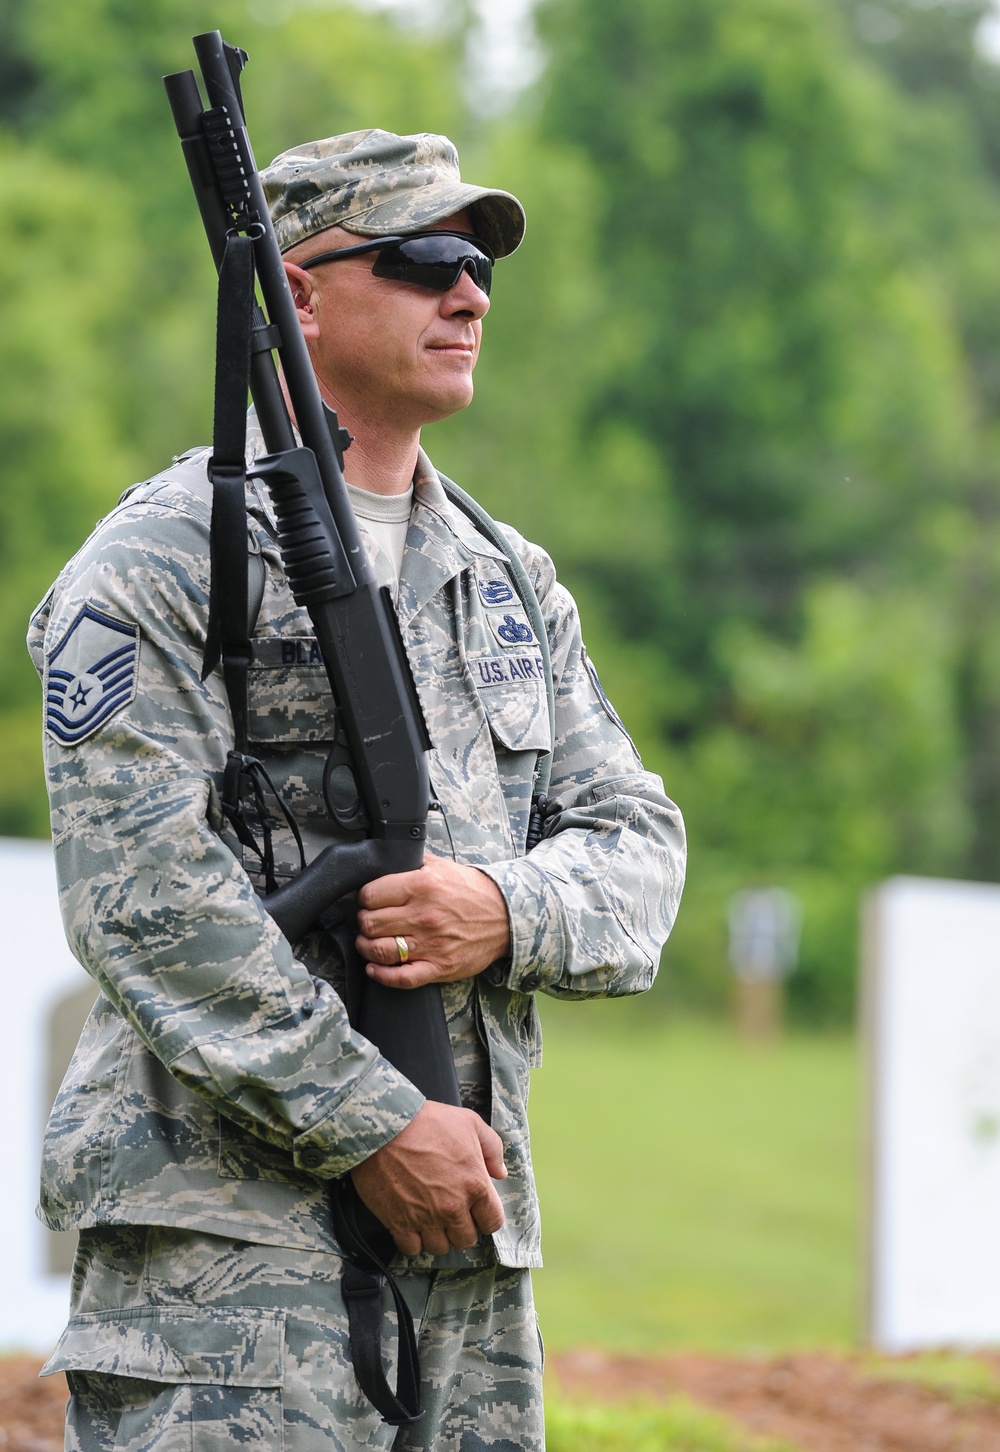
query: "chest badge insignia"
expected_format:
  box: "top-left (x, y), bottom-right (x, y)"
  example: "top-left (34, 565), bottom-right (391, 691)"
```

top-left (496, 614), bottom-right (534, 645)
top-left (477, 576), bottom-right (515, 606)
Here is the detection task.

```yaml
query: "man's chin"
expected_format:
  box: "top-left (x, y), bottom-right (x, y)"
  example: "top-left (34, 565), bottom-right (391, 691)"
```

top-left (422, 383), bottom-right (475, 424)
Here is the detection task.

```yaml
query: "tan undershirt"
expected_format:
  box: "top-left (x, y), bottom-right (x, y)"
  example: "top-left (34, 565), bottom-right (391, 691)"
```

top-left (345, 482), bottom-right (413, 590)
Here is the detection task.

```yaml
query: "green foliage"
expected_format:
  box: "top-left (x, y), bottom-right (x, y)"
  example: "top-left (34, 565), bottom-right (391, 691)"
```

top-left (2, 0), bottom-right (470, 461)
top-left (536, 0), bottom-right (959, 630)
top-left (673, 581), bottom-right (968, 1016)
top-left (514, 0), bottom-right (1000, 1017)
top-left (531, 1009), bottom-right (858, 1350)
top-left (546, 1394), bottom-right (804, 1451)
top-left (7, 0), bottom-right (1000, 1019)
top-left (0, 132), bottom-right (139, 833)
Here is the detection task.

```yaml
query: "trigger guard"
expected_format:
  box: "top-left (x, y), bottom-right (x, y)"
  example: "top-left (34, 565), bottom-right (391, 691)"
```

top-left (322, 748), bottom-right (369, 836)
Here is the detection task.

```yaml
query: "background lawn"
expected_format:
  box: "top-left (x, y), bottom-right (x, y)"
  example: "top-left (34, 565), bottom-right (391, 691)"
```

top-left (529, 1005), bottom-right (860, 1352)
top-left (545, 1395), bottom-right (803, 1451)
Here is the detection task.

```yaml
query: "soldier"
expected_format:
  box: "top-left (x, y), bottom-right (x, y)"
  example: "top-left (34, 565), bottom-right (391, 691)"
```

top-left (29, 131), bottom-right (685, 1451)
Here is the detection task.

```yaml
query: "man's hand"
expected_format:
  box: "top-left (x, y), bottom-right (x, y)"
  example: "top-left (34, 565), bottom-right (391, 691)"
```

top-left (351, 1100), bottom-right (507, 1256)
top-left (356, 857), bottom-right (510, 989)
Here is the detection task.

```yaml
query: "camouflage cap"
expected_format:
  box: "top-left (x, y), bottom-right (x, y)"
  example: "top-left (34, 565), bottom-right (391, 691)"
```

top-left (262, 129), bottom-right (525, 259)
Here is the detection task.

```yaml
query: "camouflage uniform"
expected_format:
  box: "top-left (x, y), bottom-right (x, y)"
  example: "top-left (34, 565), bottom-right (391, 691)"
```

top-left (28, 412), bottom-right (683, 1444)
top-left (58, 1227), bottom-right (543, 1452)
top-left (28, 122), bottom-right (683, 1447)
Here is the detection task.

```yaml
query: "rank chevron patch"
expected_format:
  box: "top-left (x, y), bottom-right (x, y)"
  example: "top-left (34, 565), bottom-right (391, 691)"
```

top-left (45, 605), bottom-right (139, 746)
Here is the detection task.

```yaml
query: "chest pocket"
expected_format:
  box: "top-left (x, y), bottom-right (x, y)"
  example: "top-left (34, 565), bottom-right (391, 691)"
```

top-left (246, 637), bottom-right (337, 744)
top-left (468, 651), bottom-right (552, 754)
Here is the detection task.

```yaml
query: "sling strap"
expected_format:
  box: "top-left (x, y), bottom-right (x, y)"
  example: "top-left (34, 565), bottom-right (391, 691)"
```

top-left (330, 1188), bottom-right (424, 1426)
top-left (202, 233), bottom-right (306, 889)
top-left (201, 231), bottom-right (254, 742)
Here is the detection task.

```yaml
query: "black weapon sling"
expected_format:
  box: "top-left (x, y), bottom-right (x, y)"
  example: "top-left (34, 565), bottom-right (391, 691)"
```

top-left (201, 231), bottom-right (305, 893)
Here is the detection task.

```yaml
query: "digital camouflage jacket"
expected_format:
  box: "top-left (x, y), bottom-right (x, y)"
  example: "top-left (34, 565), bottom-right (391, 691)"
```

top-left (28, 430), bottom-right (685, 1270)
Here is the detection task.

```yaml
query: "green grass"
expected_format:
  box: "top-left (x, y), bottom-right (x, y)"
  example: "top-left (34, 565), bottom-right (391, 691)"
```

top-left (863, 1353), bottom-right (1000, 1406)
top-left (545, 1395), bottom-right (805, 1451)
top-left (530, 1006), bottom-right (859, 1352)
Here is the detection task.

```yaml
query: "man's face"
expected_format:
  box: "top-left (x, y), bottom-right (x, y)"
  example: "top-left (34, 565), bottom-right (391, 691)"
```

top-left (286, 210), bottom-right (490, 433)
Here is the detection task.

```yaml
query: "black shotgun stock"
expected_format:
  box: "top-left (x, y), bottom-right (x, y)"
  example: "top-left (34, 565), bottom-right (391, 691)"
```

top-left (164, 34), bottom-right (461, 1110)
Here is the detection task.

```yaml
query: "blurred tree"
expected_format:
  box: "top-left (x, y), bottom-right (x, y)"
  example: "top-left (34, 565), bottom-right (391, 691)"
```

top-left (521, 0), bottom-right (1000, 1015)
top-left (837, 0), bottom-right (1000, 178)
top-left (537, 0), bottom-right (976, 662)
top-left (0, 136), bottom-right (138, 834)
top-left (835, 0), bottom-right (1000, 883)
top-left (0, 0), bottom-right (470, 459)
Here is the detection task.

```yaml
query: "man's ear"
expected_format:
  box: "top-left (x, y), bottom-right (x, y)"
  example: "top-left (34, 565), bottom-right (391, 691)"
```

top-left (284, 260), bottom-right (321, 339)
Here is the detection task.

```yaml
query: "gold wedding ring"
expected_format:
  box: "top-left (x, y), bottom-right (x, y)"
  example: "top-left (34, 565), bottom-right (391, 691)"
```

top-left (394, 935), bottom-right (410, 965)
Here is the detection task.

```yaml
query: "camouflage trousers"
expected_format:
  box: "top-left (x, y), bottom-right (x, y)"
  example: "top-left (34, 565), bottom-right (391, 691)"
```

top-left (42, 1227), bottom-right (545, 1452)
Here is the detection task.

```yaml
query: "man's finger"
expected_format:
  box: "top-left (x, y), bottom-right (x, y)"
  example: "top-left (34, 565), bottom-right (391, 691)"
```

top-left (356, 871), bottom-right (421, 912)
top-left (356, 934), bottom-right (415, 966)
top-left (476, 1119), bottom-right (508, 1180)
top-left (391, 1227), bottom-right (423, 1258)
top-left (365, 960), bottom-right (441, 990)
top-left (355, 908), bottom-right (407, 940)
top-left (441, 1209), bottom-right (480, 1251)
top-left (355, 900), bottom-right (440, 941)
top-left (470, 1182), bottom-right (505, 1236)
top-left (415, 1227), bottom-right (451, 1257)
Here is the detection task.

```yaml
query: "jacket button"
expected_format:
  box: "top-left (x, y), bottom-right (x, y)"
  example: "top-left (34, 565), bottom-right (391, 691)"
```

top-left (521, 973), bottom-right (540, 992)
top-left (300, 1147), bottom-right (325, 1170)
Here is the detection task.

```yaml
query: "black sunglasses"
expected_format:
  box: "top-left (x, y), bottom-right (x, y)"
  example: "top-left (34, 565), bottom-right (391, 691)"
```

top-left (299, 230), bottom-right (495, 297)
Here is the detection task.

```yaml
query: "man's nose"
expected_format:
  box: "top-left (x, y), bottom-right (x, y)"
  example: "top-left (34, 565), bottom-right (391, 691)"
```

top-left (441, 263), bottom-right (490, 319)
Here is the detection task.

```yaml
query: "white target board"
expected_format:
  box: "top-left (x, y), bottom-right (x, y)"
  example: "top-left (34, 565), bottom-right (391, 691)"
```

top-left (0, 838), bottom-right (94, 1352)
top-left (866, 875), bottom-right (1000, 1350)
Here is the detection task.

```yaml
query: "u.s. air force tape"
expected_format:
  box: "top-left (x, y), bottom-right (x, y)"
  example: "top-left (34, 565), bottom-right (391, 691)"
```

top-left (45, 605), bottom-right (139, 746)
top-left (469, 651), bottom-right (545, 687)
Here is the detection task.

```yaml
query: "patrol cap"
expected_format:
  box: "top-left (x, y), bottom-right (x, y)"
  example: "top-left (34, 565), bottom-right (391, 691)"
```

top-left (262, 128), bottom-right (526, 259)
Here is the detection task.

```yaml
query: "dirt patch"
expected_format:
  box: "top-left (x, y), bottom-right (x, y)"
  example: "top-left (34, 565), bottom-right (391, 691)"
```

top-left (551, 1349), bottom-right (1000, 1451)
top-left (0, 1358), bottom-right (65, 1452)
top-left (6, 1350), bottom-right (1000, 1450)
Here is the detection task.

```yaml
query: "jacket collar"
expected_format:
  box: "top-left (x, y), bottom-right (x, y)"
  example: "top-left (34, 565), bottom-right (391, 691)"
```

top-left (244, 410), bottom-right (505, 626)
top-left (397, 449), bottom-right (506, 628)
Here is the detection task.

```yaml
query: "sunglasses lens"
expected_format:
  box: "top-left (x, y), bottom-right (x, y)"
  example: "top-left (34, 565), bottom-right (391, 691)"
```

top-left (371, 235), bottom-right (493, 296)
